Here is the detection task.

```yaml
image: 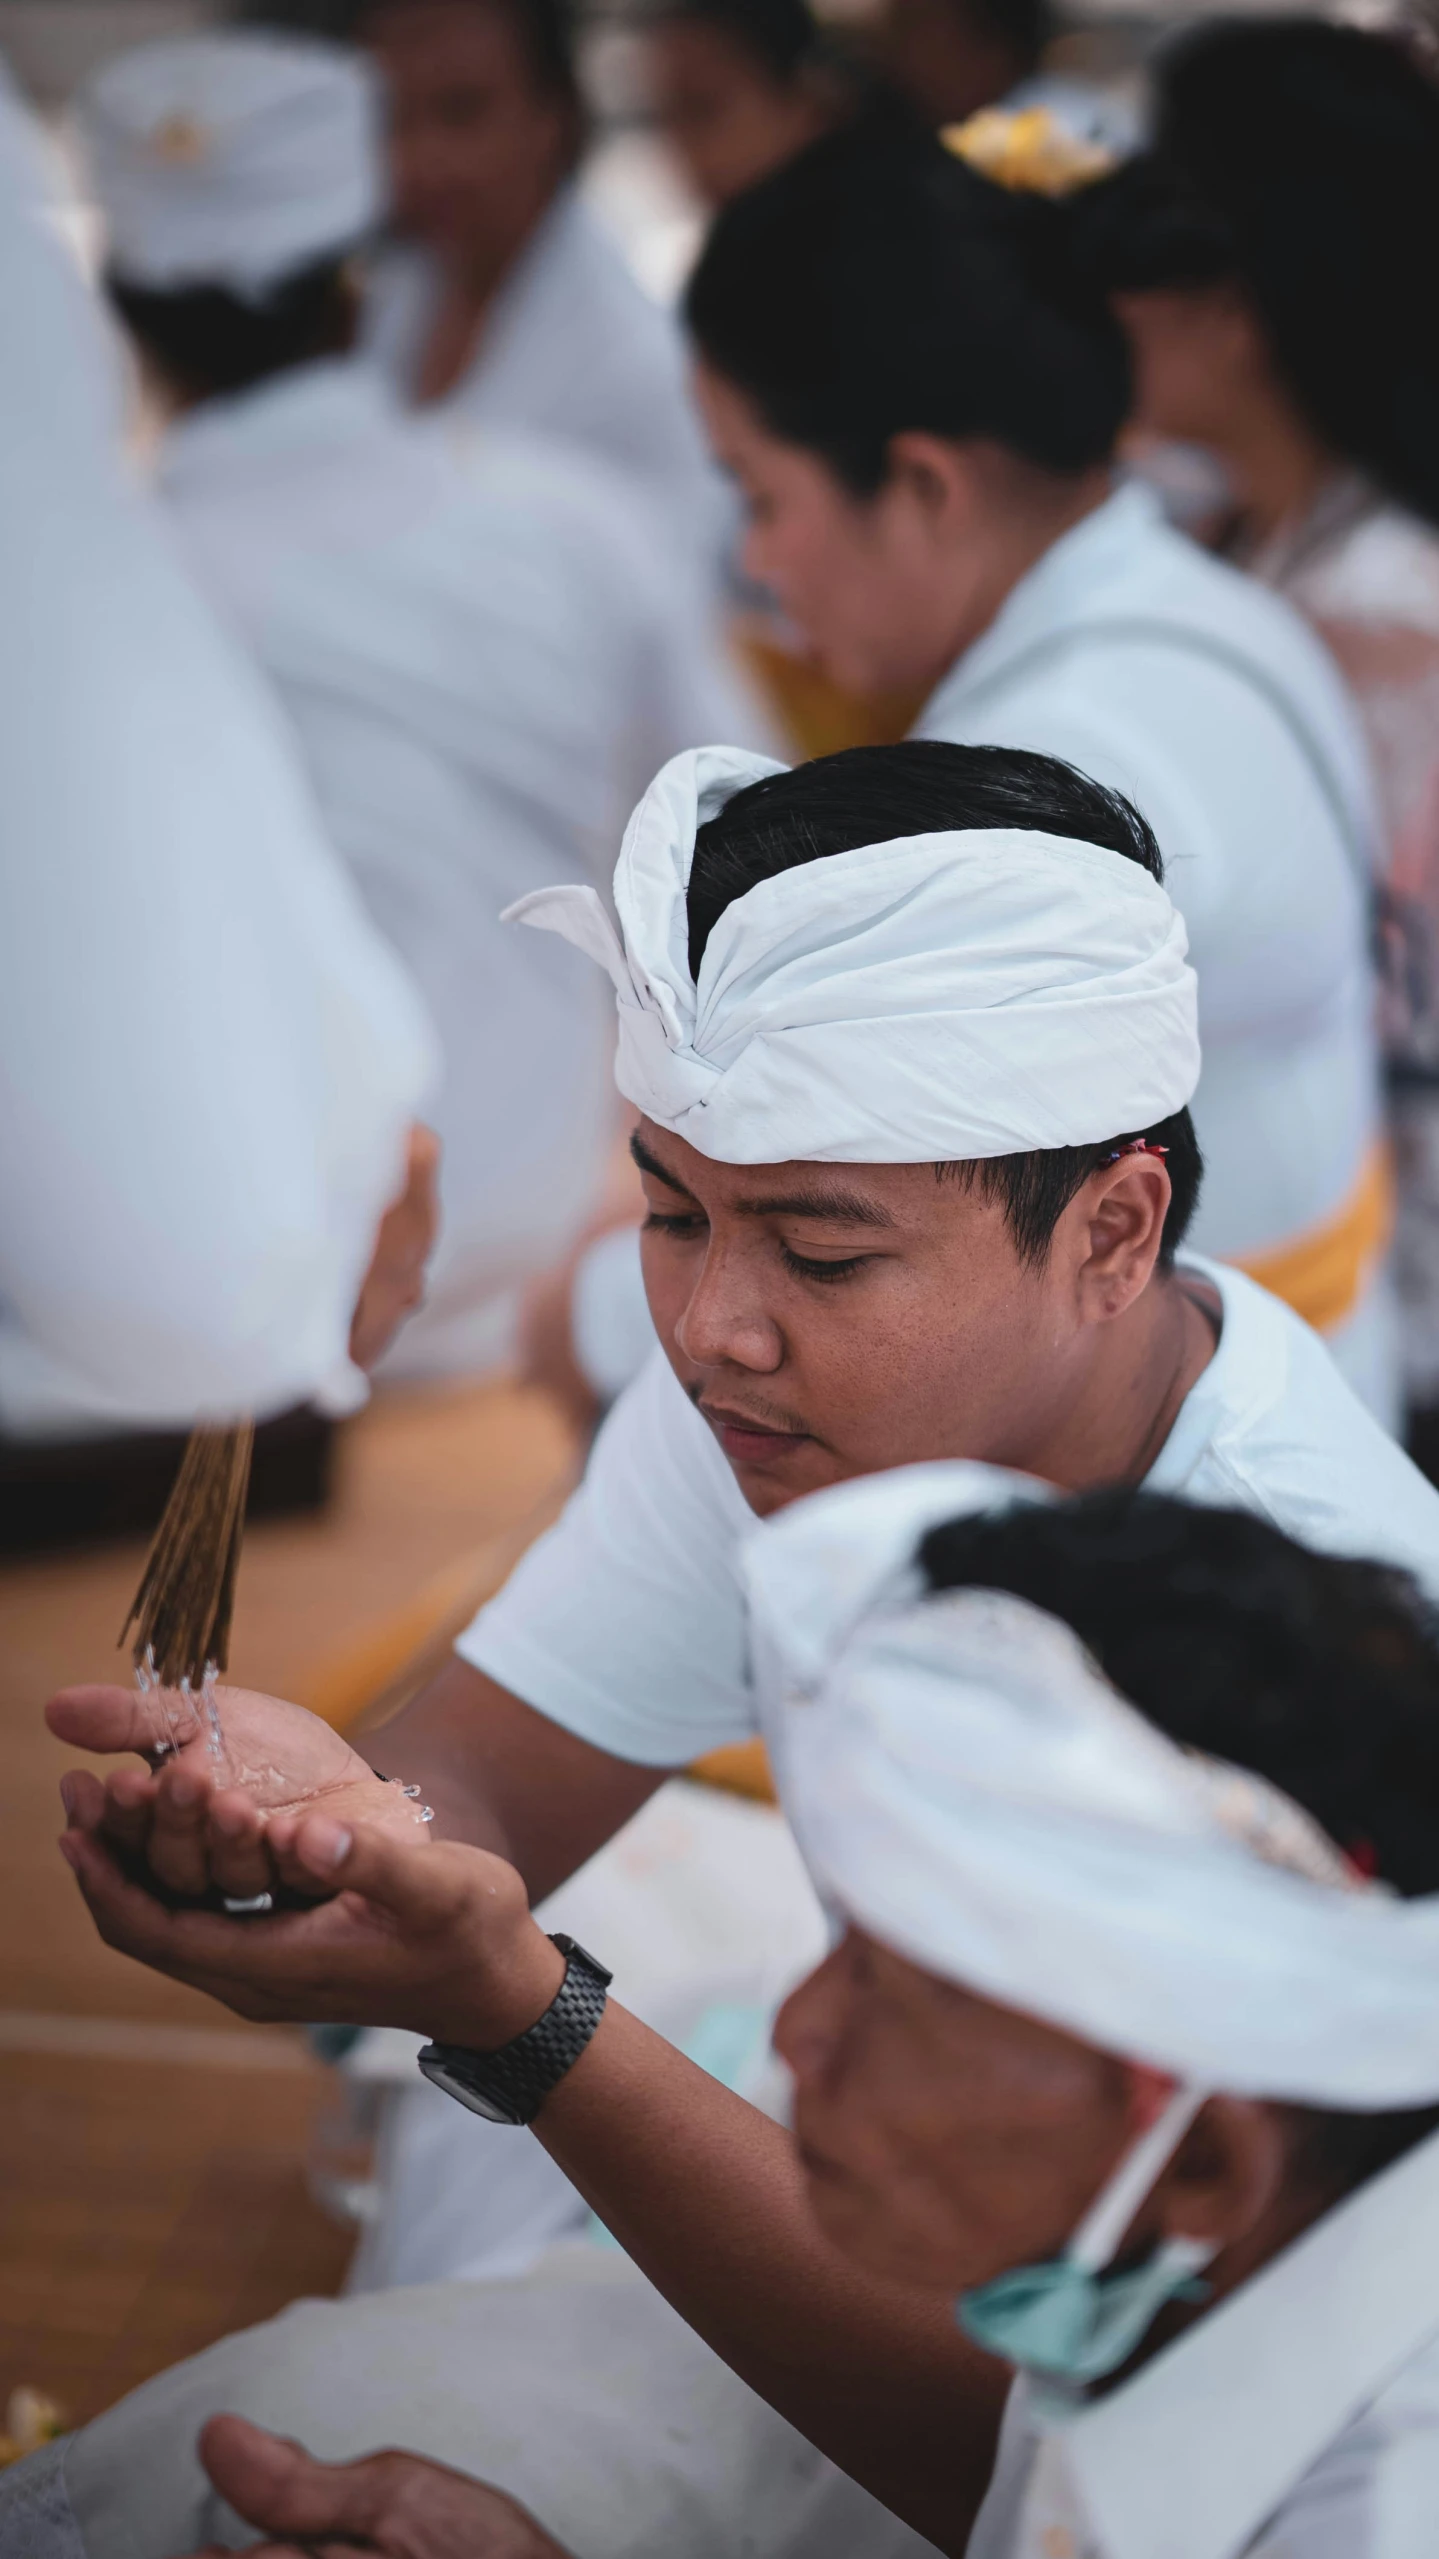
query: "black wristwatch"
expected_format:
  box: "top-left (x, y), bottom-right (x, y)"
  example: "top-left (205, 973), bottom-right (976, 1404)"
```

top-left (416, 1933), bottom-right (613, 2126)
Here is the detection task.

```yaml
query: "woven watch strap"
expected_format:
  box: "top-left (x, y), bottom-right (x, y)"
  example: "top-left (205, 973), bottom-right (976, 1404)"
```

top-left (422, 1934), bottom-right (612, 2125)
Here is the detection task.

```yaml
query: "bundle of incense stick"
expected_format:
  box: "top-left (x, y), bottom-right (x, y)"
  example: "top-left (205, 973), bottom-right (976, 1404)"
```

top-left (122, 1423), bottom-right (254, 1741)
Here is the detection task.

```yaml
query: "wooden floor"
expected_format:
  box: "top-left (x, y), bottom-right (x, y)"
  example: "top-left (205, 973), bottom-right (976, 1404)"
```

top-left (0, 1377), bottom-right (573, 2430)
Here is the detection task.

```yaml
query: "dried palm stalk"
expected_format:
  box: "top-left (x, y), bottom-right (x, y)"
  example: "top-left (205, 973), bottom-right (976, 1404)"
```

top-left (122, 1421), bottom-right (254, 1695)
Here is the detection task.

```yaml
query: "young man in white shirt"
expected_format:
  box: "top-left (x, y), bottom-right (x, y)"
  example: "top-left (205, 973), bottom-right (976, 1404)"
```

top-left (0, 65), bottom-right (435, 1443)
top-left (37, 736), bottom-right (1439, 2549)
top-left (50, 736), bottom-right (1439, 1900)
top-left (28, 1479), bottom-right (1439, 2558)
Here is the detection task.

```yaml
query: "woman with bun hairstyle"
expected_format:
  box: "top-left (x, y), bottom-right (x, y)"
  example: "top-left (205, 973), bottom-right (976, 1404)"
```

top-left (1092, 19), bottom-right (1439, 1460)
top-left (684, 116), bottom-right (1397, 1417)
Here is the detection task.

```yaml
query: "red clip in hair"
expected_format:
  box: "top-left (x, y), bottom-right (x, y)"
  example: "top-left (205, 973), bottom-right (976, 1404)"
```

top-left (1107, 1141), bottom-right (1169, 1162)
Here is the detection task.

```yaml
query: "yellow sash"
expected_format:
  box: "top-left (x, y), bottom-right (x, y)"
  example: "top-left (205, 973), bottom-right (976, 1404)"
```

top-left (1228, 1140), bottom-right (1394, 1336)
top-left (733, 626), bottom-right (922, 761)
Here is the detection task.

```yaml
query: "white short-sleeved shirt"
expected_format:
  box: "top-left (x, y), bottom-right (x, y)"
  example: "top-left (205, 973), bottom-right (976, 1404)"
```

top-left (968, 2125), bottom-right (1439, 2559)
top-left (459, 1256), bottom-right (1439, 1765)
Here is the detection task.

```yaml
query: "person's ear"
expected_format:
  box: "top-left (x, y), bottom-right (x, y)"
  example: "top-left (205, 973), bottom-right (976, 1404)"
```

top-left (1152, 2094), bottom-right (1289, 2253)
top-left (1068, 1154), bottom-right (1171, 1321)
top-left (884, 432), bottom-right (978, 542)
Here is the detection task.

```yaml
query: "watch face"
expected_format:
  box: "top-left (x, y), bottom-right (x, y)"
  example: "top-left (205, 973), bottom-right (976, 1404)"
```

top-left (417, 2052), bottom-right (521, 2126)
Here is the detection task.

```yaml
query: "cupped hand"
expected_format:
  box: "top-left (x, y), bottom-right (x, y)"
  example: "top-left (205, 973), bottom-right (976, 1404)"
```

top-left (178, 2413), bottom-right (572, 2557)
top-left (57, 1796), bottom-right (564, 2044)
top-left (47, 1680), bottom-right (406, 1901)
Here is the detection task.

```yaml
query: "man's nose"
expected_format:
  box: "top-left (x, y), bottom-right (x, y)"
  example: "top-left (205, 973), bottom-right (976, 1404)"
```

top-left (674, 1238), bottom-right (783, 1373)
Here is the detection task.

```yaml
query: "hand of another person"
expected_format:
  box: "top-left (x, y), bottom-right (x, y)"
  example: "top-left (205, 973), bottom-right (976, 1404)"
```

top-left (179, 2413), bottom-right (572, 2558)
top-left (57, 1794), bottom-right (565, 2043)
top-left (350, 1122), bottom-right (441, 1373)
top-left (47, 1680), bottom-right (411, 1905)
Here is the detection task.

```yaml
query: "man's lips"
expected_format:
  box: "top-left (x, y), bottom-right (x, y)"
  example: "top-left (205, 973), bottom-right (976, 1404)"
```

top-left (697, 1401), bottom-right (813, 1464)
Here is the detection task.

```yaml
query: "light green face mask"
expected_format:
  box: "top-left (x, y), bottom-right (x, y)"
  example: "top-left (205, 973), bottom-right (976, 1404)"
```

top-left (955, 2083), bottom-right (1216, 2388)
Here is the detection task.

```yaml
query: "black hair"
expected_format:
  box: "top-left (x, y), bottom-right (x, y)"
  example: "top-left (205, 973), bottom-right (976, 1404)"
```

top-left (688, 739), bottom-right (1202, 1263)
top-left (685, 114), bottom-right (1129, 494)
top-left (919, 1490), bottom-right (1439, 2188)
top-left (354, 0), bottom-right (583, 113)
top-left (965, 0), bottom-right (1049, 76)
top-left (647, 0), bottom-right (823, 86)
top-left (108, 255), bottom-right (357, 403)
top-left (1082, 18), bottom-right (1439, 532)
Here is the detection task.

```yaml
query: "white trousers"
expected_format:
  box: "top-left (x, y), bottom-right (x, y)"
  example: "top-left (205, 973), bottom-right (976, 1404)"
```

top-left (1, 2246), bottom-right (940, 2559)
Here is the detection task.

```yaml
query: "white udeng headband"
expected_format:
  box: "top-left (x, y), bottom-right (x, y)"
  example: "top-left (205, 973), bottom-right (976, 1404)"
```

top-left (743, 1464), bottom-right (1439, 2110)
top-left (506, 745), bottom-right (1200, 1165)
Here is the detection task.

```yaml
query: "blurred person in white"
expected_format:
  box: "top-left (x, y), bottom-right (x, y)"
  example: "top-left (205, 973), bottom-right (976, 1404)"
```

top-left (1090, 20), bottom-right (1439, 1468)
top-left (0, 61), bottom-right (435, 1441)
top-left (78, 29), bottom-right (755, 1379)
top-left (20, 1474), bottom-right (1439, 2556)
top-left (641, 0), bottom-right (853, 213)
top-left (554, 108), bottom-right (1399, 1427)
top-left (356, 0), bottom-right (724, 573)
top-left (35, 737), bottom-right (1439, 2420)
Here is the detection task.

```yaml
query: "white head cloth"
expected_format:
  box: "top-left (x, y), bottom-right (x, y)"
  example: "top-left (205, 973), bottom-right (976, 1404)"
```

top-left (743, 1464), bottom-right (1439, 2108)
top-left (76, 33), bottom-right (382, 299)
top-left (507, 745), bottom-right (1200, 1164)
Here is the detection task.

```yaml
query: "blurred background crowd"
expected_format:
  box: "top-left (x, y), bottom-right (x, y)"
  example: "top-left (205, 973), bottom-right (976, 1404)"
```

top-left (3, 0), bottom-right (1439, 2473)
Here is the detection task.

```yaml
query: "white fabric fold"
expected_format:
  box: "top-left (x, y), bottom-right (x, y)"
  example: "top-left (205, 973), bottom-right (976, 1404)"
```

top-left (744, 1465), bottom-right (1439, 2107)
top-left (507, 744), bottom-right (1201, 1164)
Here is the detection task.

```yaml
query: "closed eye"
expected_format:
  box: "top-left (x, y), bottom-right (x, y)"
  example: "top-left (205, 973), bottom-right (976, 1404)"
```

top-left (643, 1208), bottom-right (707, 1240)
top-left (779, 1245), bottom-right (873, 1283)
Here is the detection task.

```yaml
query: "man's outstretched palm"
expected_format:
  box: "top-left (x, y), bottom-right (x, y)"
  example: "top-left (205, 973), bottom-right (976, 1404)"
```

top-left (46, 1679), bottom-right (413, 1903)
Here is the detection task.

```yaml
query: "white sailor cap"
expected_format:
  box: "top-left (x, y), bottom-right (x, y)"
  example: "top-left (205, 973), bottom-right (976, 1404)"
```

top-left (74, 32), bottom-right (384, 299)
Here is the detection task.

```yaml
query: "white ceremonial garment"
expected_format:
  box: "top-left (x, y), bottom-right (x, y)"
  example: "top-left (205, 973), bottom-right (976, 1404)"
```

top-left (917, 482), bottom-right (1393, 1405)
top-left (460, 1253), bottom-right (1439, 1765)
top-left (363, 185), bottom-right (724, 573)
top-left (0, 84), bottom-right (435, 1435)
top-left (968, 2125), bottom-right (1439, 2559)
top-left (159, 360), bottom-right (755, 1374)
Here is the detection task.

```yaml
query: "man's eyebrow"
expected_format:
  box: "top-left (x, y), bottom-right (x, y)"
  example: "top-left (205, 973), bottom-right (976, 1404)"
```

top-left (629, 1130), bottom-right (696, 1194)
top-left (629, 1130), bottom-right (896, 1228)
top-left (733, 1185), bottom-right (897, 1229)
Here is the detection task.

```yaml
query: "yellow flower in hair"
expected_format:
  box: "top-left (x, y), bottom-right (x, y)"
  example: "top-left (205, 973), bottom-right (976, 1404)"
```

top-left (942, 106), bottom-right (1115, 197)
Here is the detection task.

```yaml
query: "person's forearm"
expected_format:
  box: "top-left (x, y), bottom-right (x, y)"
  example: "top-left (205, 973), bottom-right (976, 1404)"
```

top-left (531, 2002), bottom-right (1004, 2553)
top-left (366, 1659), bottom-right (666, 1902)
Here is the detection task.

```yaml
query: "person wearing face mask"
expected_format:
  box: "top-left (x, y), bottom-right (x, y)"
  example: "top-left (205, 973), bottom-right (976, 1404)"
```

top-left (23, 1477), bottom-right (1439, 2558)
top-left (1086, 19), bottom-right (1439, 1478)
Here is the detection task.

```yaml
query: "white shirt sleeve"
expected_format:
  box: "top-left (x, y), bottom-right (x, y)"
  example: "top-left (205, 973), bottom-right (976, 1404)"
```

top-left (0, 85), bottom-right (437, 1434)
top-left (456, 1348), bottom-right (760, 1764)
